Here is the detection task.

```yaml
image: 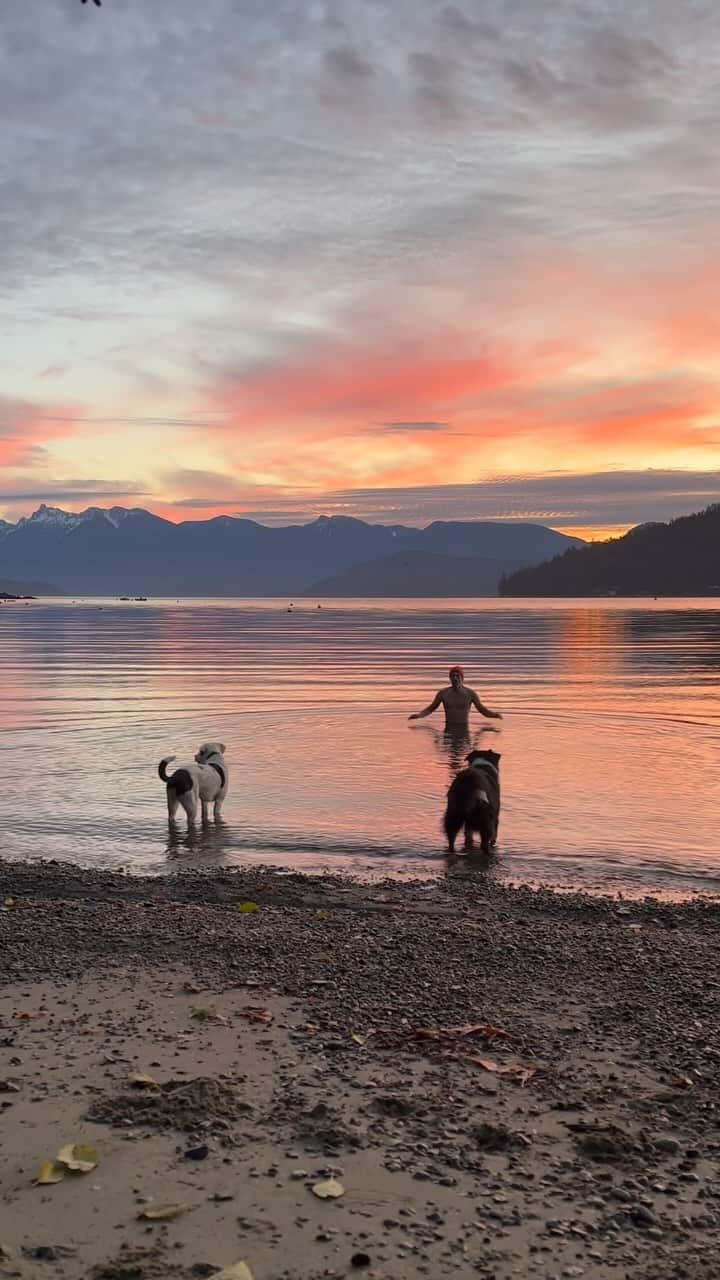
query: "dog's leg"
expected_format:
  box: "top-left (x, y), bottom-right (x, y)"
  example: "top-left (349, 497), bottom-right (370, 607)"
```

top-left (180, 791), bottom-right (197, 825)
top-left (167, 789), bottom-right (179, 822)
top-left (200, 799), bottom-right (209, 824)
top-left (478, 811), bottom-right (494, 855)
top-left (213, 798), bottom-right (223, 820)
top-left (443, 808), bottom-right (462, 853)
top-left (463, 822), bottom-right (474, 850)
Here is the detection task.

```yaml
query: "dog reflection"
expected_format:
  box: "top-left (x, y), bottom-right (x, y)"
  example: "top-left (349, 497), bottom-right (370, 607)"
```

top-left (165, 817), bottom-right (230, 862)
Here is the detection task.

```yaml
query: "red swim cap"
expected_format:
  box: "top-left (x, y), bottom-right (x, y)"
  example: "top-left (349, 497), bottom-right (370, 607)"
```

top-left (448, 665), bottom-right (464, 679)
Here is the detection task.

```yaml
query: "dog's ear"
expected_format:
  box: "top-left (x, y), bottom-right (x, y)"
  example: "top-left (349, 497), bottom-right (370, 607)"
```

top-left (219, 743), bottom-right (227, 754)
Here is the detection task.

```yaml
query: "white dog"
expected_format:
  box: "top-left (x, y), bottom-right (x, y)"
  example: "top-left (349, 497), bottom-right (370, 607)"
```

top-left (158, 741), bottom-right (228, 824)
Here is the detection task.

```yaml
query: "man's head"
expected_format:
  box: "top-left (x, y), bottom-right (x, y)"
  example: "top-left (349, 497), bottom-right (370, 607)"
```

top-left (448, 665), bottom-right (464, 688)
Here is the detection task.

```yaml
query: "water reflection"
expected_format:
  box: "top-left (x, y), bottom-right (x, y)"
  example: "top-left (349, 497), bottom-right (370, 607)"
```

top-left (409, 720), bottom-right (503, 775)
top-left (3, 599), bottom-right (720, 895)
top-left (165, 818), bottom-right (233, 863)
top-left (444, 844), bottom-right (499, 881)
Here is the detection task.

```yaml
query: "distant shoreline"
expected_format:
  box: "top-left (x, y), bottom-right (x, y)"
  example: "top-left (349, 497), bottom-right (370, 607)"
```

top-left (14, 593), bottom-right (720, 604)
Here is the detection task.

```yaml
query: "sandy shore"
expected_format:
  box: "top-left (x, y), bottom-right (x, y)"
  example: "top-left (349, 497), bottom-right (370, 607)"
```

top-left (1, 862), bottom-right (719, 1280)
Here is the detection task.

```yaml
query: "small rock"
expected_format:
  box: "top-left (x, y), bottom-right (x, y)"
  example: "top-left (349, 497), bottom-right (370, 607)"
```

top-left (629, 1205), bottom-right (657, 1228)
top-left (654, 1137), bottom-right (680, 1155)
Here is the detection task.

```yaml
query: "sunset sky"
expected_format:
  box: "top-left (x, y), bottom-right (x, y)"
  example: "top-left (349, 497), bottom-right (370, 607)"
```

top-left (2, 0), bottom-right (720, 539)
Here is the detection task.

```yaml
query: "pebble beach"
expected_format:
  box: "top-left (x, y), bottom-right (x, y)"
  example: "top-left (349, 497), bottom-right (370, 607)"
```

top-left (0, 861), bottom-right (718, 1279)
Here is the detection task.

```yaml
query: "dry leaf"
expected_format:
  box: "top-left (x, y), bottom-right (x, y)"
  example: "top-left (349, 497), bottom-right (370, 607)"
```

top-left (351, 1034), bottom-right (365, 1046)
top-left (137, 1203), bottom-right (189, 1221)
top-left (314, 910), bottom-right (330, 920)
top-left (34, 1161), bottom-right (64, 1186)
top-left (242, 1007), bottom-right (273, 1024)
top-left (237, 901), bottom-right (259, 914)
top-left (129, 1071), bottom-right (160, 1089)
top-left (311, 1177), bottom-right (345, 1199)
top-left (311, 952), bottom-right (332, 963)
top-left (56, 1143), bottom-right (98, 1173)
top-left (182, 980), bottom-right (206, 994)
top-left (460, 1055), bottom-right (538, 1085)
top-left (413, 1023), bottom-right (509, 1042)
top-left (452, 1023), bottom-right (509, 1039)
top-left (3, 897), bottom-right (29, 910)
top-left (211, 1264), bottom-right (254, 1280)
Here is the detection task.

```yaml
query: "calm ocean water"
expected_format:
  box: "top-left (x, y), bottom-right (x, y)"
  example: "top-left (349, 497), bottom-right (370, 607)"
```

top-left (1, 598), bottom-right (720, 897)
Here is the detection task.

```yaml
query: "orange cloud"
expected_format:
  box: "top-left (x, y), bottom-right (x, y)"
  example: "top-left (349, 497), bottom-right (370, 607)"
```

top-left (209, 339), bottom-right (519, 430)
top-left (0, 397), bottom-right (83, 465)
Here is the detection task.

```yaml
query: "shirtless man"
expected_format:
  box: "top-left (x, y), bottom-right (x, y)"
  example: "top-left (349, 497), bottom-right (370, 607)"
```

top-left (408, 665), bottom-right (502, 731)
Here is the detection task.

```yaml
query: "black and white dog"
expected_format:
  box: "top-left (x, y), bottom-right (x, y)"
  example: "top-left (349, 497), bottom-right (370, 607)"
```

top-left (158, 741), bottom-right (228, 825)
top-left (443, 748), bottom-right (501, 854)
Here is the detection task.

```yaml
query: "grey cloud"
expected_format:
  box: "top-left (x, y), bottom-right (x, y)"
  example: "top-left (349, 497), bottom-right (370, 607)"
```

top-left (167, 470), bottom-right (720, 529)
top-left (2, 0), bottom-right (720, 384)
top-left (503, 58), bottom-right (559, 107)
top-left (324, 46), bottom-right (375, 80)
top-left (586, 27), bottom-right (676, 85)
top-left (164, 469), bottom-right (246, 497)
top-left (35, 415), bottom-right (223, 429)
top-left (320, 472), bottom-right (720, 528)
top-left (438, 6), bottom-right (498, 43)
top-left (0, 481), bottom-right (148, 503)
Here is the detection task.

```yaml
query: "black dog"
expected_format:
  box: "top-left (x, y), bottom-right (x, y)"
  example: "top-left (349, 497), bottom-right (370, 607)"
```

top-left (443, 749), bottom-right (501, 854)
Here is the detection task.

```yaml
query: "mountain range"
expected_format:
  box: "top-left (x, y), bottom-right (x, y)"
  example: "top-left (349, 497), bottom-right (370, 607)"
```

top-left (0, 504), bottom-right (582, 596)
top-left (500, 503), bottom-right (720, 596)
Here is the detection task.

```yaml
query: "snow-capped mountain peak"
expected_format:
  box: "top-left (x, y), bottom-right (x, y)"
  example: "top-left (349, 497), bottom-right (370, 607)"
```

top-left (10, 504), bottom-right (143, 534)
top-left (17, 504), bottom-right (83, 531)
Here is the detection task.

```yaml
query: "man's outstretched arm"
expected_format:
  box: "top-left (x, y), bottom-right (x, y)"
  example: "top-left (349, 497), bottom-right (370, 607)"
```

top-left (408, 691), bottom-right (443, 720)
top-left (470, 690), bottom-right (503, 719)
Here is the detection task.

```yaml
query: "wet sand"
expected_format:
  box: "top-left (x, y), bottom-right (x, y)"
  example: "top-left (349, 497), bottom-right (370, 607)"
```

top-left (1, 861), bottom-right (719, 1279)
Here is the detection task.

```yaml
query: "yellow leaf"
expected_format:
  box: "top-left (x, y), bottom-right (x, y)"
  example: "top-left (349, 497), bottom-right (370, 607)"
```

top-left (237, 901), bottom-right (259, 914)
top-left (137, 1203), bottom-right (189, 1221)
top-left (311, 953), bottom-right (332, 963)
top-left (351, 1034), bottom-right (365, 1046)
top-left (314, 910), bottom-right (330, 920)
top-left (311, 1177), bottom-right (345, 1199)
top-left (4, 897), bottom-right (29, 910)
top-left (34, 1161), bottom-right (64, 1186)
top-left (211, 1265), bottom-right (254, 1280)
top-left (56, 1143), bottom-right (98, 1173)
top-left (129, 1071), bottom-right (160, 1089)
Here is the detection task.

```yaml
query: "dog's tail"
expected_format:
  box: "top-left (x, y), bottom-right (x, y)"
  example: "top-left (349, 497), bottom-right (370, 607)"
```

top-left (158, 755), bottom-right (193, 794)
top-left (158, 755), bottom-right (176, 783)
